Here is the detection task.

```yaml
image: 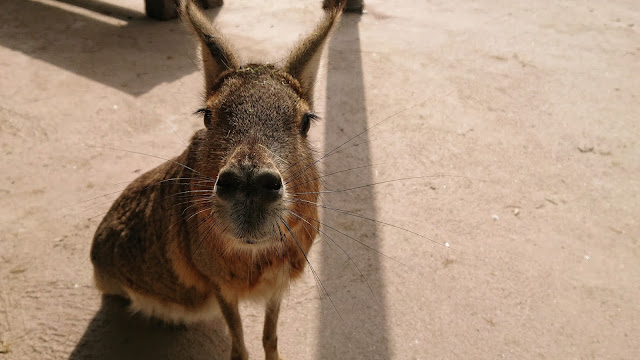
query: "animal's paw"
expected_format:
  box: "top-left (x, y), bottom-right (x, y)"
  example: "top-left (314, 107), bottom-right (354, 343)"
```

top-left (265, 351), bottom-right (284, 360)
top-left (230, 349), bottom-right (248, 360)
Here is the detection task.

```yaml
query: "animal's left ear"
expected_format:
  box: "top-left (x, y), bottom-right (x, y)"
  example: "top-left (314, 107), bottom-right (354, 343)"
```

top-left (283, 6), bottom-right (343, 106)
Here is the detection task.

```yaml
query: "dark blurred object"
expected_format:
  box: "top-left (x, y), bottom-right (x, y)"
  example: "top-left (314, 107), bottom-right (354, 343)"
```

top-left (145, 0), bottom-right (364, 21)
top-left (146, 0), bottom-right (223, 21)
top-left (323, 0), bottom-right (364, 13)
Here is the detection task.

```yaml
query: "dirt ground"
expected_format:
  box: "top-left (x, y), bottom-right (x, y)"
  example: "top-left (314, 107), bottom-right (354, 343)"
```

top-left (1, 0), bottom-right (639, 359)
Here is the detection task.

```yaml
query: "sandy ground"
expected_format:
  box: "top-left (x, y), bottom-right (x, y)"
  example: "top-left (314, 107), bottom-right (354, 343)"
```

top-left (1, 0), bottom-right (639, 359)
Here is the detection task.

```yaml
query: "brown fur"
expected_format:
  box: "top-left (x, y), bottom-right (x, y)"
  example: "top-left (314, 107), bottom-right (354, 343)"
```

top-left (90, 1), bottom-right (343, 359)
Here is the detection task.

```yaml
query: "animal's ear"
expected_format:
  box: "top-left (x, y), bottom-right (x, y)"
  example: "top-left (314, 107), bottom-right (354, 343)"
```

top-left (180, 0), bottom-right (239, 95)
top-left (283, 6), bottom-right (344, 105)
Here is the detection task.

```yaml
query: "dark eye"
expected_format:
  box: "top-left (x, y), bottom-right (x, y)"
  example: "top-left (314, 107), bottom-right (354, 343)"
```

top-left (195, 108), bottom-right (213, 129)
top-left (300, 113), bottom-right (318, 136)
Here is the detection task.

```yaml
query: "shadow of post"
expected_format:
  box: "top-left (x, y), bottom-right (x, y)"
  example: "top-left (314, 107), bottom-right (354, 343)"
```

top-left (1, 0), bottom-right (211, 96)
top-left (69, 296), bottom-right (230, 360)
top-left (55, 0), bottom-right (143, 21)
top-left (317, 13), bottom-right (390, 359)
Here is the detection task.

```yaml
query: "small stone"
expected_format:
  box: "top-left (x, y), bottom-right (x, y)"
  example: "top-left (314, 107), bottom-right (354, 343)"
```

top-left (9, 266), bottom-right (26, 274)
top-left (578, 145), bottom-right (594, 153)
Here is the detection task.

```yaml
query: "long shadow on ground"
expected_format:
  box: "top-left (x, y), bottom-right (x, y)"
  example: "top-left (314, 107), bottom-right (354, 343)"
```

top-left (316, 12), bottom-right (391, 359)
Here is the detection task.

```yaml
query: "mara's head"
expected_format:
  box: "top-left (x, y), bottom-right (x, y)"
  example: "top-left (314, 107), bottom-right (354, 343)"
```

top-left (180, 1), bottom-right (342, 246)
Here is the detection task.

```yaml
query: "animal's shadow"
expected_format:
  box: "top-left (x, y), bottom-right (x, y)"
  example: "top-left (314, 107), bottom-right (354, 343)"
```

top-left (1, 0), bottom-right (210, 96)
top-left (69, 295), bottom-right (230, 360)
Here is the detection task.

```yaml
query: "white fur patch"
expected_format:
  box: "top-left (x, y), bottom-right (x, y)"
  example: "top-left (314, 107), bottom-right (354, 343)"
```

top-left (124, 287), bottom-right (221, 324)
top-left (121, 263), bottom-right (291, 324)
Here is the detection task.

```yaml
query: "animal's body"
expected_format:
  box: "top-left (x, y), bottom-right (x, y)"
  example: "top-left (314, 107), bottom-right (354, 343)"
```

top-left (90, 2), bottom-right (344, 359)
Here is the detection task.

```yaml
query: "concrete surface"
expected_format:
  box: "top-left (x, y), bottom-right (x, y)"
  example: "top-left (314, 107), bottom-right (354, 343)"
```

top-left (1, 0), bottom-right (639, 359)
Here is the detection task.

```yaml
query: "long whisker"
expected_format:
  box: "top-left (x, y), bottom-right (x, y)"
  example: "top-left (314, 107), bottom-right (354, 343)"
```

top-left (167, 203), bottom-right (216, 257)
top-left (286, 198), bottom-right (483, 261)
top-left (172, 197), bottom-right (212, 210)
top-left (84, 211), bottom-right (111, 222)
top-left (274, 222), bottom-right (287, 301)
top-left (84, 144), bottom-right (215, 181)
top-left (291, 175), bottom-right (485, 195)
top-left (192, 212), bottom-right (222, 258)
top-left (277, 215), bottom-right (341, 320)
top-left (180, 199), bottom-right (212, 216)
top-left (164, 121), bottom-right (187, 146)
top-left (60, 188), bottom-right (129, 210)
top-left (286, 209), bottom-right (381, 306)
top-left (323, 135), bottom-right (395, 157)
top-left (286, 162), bottom-right (393, 189)
top-left (63, 182), bottom-right (213, 216)
top-left (284, 137), bottom-right (394, 186)
top-left (161, 189), bottom-right (212, 203)
top-left (283, 98), bottom-right (434, 185)
top-left (61, 174), bottom-right (215, 211)
top-left (291, 209), bottom-right (410, 269)
top-left (278, 214), bottom-right (326, 317)
top-left (77, 197), bottom-right (122, 213)
top-left (259, 144), bottom-right (290, 165)
top-left (109, 176), bottom-right (216, 188)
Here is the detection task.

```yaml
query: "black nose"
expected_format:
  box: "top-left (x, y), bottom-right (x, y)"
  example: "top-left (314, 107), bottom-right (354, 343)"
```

top-left (215, 170), bottom-right (242, 200)
top-left (215, 169), bottom-right (283, 204)
top-left (254, 171), bottom-right (283, 203)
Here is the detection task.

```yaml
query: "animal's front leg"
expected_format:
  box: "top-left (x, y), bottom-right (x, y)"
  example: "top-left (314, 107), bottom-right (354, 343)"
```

top-left (216, 292), bottom-right (248, 360)
top-left (263, 294), bottom-right (284, 360)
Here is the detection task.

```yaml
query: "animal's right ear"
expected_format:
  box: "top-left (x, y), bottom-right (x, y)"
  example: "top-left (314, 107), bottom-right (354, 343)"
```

top-left (180, 0), bottom-right (239, 95)
top-left (283, 5), bottom-right (344, 106)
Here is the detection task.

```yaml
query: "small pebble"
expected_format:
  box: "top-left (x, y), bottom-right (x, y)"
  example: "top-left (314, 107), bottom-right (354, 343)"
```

top-left (9, 266), bottom-right (26, 274)
top-left (578, 145), bottom-right (594, 153)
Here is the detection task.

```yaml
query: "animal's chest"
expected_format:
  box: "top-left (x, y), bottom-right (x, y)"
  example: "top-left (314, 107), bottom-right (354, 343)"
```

top-left (215, 253), bottom-right (292, 299)
top-left (188, 215), bottom-right (314, 298)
